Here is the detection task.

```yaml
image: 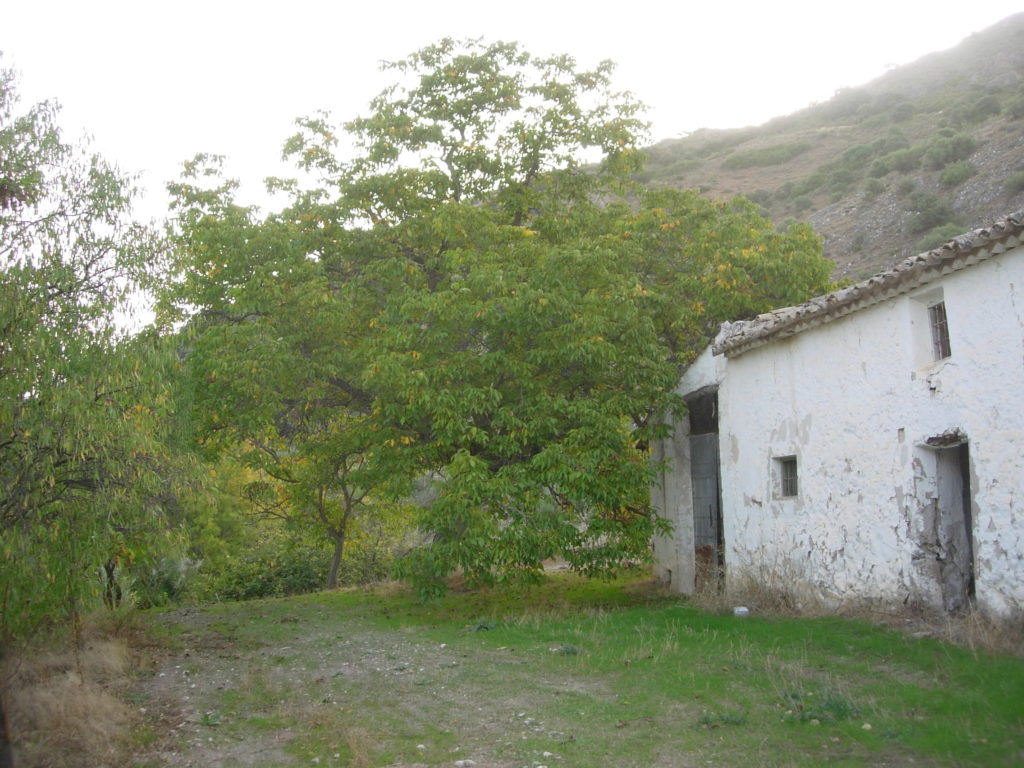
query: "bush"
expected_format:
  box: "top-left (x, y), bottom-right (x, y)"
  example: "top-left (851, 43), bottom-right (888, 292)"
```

top-left (966, 94), bottom-right (1002, 123)
top-left (915, 222), bottom-right (967, 252)
top-left (891, 102), bottom-right (916, 122)
top-left (885, 147), bottom-right (924, 173)
top-left (841, 144), bottom-right (877, 169)
top-left (923, 133), bottom-right (978, 170)
top-left (1007, 171), bottom-right (1024, 194)
top-left (940, 160), bottom-right (974, 188)
top-left (130, 558), bottom-right (195, 608)
top-left (194, 542), bottom-right (331, 602)
top-left (863, 178), bottom-right (885, 199)
top-left (1008, 92), bottom-right (1024, 120)
top-left (868, 158), bottom-right (890, 178)
top-left (906, 191), bottom-right (954, 234)
top-left (896, 178), bottom-right (917, 196)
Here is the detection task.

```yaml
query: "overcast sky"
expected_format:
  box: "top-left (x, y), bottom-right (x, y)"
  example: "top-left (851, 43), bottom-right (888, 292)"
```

top-left (5, 1), bottom-right (1022, 220)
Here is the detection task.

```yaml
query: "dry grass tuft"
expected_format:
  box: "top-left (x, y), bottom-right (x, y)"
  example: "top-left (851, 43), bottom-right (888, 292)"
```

top-left (905, 605), bottom-right (1024, 657)
top-left (687, 559), bottom-right (1024, 656)
top-left (3, 634), bottom-right (136, 768)
top-left (690, 559), bottom-right (826, 617)
top-left (343, 724), bottom-right (375, 768)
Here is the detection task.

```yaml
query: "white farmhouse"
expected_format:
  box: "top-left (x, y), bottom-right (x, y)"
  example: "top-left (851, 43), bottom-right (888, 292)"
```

top-left (652, 210), bottom-right (1024, 617)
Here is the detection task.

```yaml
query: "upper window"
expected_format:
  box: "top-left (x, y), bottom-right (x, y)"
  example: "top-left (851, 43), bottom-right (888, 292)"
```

top-left (910, 288), bottom-right (951, 370)
top-left (928, 301), bottom-right (951, 360)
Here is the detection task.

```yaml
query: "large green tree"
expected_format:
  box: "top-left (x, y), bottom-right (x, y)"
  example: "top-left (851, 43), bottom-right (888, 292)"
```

top-left (0, 65), bottom-right (191, 644)
top-left (163, 39), bottom-right (834, 596)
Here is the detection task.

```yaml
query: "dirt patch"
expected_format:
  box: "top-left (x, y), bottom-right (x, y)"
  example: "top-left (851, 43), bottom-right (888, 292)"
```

top-left (128, 602), bottom-right (605, 767)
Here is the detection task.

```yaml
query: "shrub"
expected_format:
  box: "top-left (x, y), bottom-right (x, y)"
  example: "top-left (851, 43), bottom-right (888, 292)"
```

top-left (841, 144), bottom-right (877, 169)
top-left (130, 557), bottom-right (195, 608)
top-left (884, 147), bottom-right (923, 173)
top-left (850, 230), bottom-right (868, 252)
top-left (891, 102), bottom-right (916, 122)
top-left (896, 178), bottom-right (917, 196)
top-left (966, 94), bottom-right (1002, 122)
top-left (874, 130), bottom-right (910, 154)
top-left (863, 178), bottom-right (885, 198)
top-left (868, 158), bottom-right (890, 178)
top-left (792, 195), bottom-right (812, 213)
top-left (923, 133), bottom-right (978, 170)
top-left (1007, 171), bottom-right (1024, 194)
top-left (915, 222), bottom-right (967, 252)
top-left (1008, 92), bottom-right (1024, 119)
top-left (940, 160), bottom-right (974, 188)
top-left (194, 542), bottom-right (331, 602)
top-left (906, 191), bottom-right (954, 233)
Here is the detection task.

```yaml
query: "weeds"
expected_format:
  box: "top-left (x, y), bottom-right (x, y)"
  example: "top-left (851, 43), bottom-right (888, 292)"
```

top-left (3, 635), bottom-right (136, 768)
top-left (17, 571), bottom-right (1011, 768)
top-left (698, 709), bottom-right (748, 727)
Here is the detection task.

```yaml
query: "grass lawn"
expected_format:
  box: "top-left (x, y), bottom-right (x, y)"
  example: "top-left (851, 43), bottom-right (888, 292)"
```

top-left (130, 572), bottom-right (1024, 767)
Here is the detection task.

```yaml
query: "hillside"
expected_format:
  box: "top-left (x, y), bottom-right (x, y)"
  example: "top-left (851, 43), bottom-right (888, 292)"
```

top-left (639, 13), bottom-right (1024, 280)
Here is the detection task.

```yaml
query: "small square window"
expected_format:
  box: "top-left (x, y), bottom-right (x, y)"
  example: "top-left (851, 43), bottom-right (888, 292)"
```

top-left (928, 301), bottom-right (951, 360)
top-left (778, 456), bottom-right (798, 497)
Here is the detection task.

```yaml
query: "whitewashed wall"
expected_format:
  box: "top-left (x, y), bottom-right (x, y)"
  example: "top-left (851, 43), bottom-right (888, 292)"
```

top-left (655, 244), bottom-right (1024, 617)
top-left (716, 245), bottom-right (1024, 615)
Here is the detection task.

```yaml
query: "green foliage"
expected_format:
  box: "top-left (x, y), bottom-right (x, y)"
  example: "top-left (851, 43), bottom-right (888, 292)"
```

top-left (197, 540), bottom-right (330, 602)
top-left (890, 101), bottom-right (916, 122)
top-left (145, 574), bottom-right (1024, 768)
top-left (862, 178), bottom-right (885, 199)
top-left (922, 133), bottom-right (977, 171)
top-left (905, 191), bottom-right (955, 234)
top-left (939, 160), bottom-right (974, 188)
top-left (0, 66), bottom-right (194, 641)
top-left (1008, 89), bottom-right (1024, 119)
top-left (1006, 171), bottom-right (1024, 194)
top-left (162, 39), bottom-right (833, 597)
top-left (878, 146), bottom-right (924, 175)
top-left (961, 93), bottom-right (1001, 123)
top-left (721, 142), bottom-right (811, 170)
top-left (914, 222), bottom-right (967, 252)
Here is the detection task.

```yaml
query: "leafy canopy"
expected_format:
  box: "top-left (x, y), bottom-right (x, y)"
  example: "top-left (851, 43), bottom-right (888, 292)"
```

top-left (163, 39), bottom-right (833, 596)
top-left (0, 65), bottom-right (192, 641)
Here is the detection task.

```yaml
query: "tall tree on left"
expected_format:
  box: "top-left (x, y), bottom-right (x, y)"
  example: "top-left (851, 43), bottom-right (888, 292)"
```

top-left (0, 65), bottom-right (190, 767)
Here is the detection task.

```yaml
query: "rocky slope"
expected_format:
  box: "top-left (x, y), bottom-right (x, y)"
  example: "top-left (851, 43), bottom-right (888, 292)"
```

top-left (640, 13), bottom-right (1024, 280)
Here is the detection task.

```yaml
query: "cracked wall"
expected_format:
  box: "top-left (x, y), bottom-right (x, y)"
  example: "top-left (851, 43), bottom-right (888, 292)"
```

top-left (656, 243), bottom-right (1024, 616)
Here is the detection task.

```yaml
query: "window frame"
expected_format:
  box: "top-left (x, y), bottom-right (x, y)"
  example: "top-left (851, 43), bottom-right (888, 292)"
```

top-left (776, 455), bottom-right (799, 498)
top-left (928, 300), bottom-right (952, 361)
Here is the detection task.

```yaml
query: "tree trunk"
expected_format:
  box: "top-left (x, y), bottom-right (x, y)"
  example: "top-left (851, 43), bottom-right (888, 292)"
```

top-left (0, 684), bottom-right (14, 768)
top-left (326, 533), bottom-right (345, 590)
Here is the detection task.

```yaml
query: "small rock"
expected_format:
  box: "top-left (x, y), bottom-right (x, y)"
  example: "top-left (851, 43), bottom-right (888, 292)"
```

top-left (417, 744), bottom-right (426, 750)
top-left (454, 761), bottom-right (476, 767)
top-left (862, 723), bottom-right (873, 730)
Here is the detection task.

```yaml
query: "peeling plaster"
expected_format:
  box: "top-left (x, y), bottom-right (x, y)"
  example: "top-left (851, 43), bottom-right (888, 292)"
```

top-left (656, 226), bottom-right (1024, 617)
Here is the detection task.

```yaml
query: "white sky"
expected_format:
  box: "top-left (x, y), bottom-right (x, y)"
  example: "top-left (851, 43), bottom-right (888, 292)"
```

top-left (5, 1), bottom-right (1023, 220)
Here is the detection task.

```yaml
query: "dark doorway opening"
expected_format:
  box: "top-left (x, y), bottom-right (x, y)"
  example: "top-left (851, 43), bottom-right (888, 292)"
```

top-left (932, 441), bottom-right (975, 612)
top-left (687, 389), bottom-right (723, 592)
